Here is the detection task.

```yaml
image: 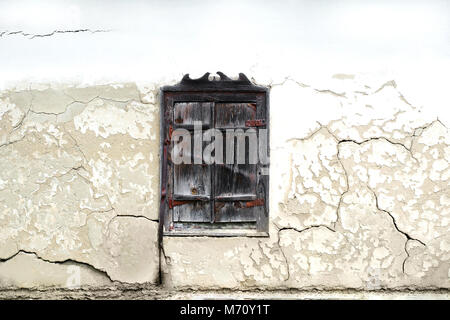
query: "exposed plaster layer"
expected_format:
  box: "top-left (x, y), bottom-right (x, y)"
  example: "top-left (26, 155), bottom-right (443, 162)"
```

top-left (275, 128), bottom-right (346, 231)
top-left (0, 83), bottom-right (160, 285)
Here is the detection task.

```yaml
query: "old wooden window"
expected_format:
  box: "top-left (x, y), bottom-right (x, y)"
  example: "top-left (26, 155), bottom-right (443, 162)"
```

top-left (159, 72), bottom-right (269, 236)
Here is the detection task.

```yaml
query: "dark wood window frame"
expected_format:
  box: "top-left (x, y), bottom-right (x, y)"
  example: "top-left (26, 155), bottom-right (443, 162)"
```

top-left (159, 72), bottom-right (269, 237)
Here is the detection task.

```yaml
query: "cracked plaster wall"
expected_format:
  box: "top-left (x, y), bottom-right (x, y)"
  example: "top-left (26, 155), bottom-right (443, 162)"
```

top-left (0, 83), bottom-right (160, 286)
top-left (162, 76), bottom-right (449, 291)
top-left (0, 0), bottom-right (449, 293)
top-left (0, 76), bottom-right (448, 291)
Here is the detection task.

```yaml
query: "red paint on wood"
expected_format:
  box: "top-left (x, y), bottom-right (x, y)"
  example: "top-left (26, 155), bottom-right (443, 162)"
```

top-left (245, 119), bottom-right (266, 127)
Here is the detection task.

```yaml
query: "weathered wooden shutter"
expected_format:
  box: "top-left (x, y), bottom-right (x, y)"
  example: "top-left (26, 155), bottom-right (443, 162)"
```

top-left (213, 102), bottom-right (263, 223)
top-left (171, 102), bottom-right (212, 222)
top-left (161, 72), bottom-right (269, 236)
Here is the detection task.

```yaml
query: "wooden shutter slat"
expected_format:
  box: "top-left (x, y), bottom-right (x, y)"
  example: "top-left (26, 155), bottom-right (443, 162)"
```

top-left (213, 101), bottom-right (261, 223)
top-left (215, 102), bottom-right (257, 128)
top-left (173, 164), bottom-right (211, 199)
top-left (173, 201), bottom-right (211, 222)
top-left (214, 164), bottom-right (257, 198)
top-left (214, 201), bottom-right (261, 222)
top-left (174, 102), bottom-right (212, 128)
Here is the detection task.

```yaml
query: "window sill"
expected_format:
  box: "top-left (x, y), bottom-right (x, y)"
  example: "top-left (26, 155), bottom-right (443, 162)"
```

top-left (163, 229), bottom-right (269, 237)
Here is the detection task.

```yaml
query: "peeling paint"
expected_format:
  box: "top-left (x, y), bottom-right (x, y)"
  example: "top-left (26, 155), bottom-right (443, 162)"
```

top-left (0, 83), bottom-right (160, 285)
top-left (0, 78), bottom-right (449, 292)
top-left (164, 76), bottom-right (449, 290)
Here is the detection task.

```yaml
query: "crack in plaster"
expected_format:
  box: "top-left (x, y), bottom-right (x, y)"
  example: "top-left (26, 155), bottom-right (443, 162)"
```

top-left (325, 125), bottom-right (350, 230)
top-left (160, 78), bottom-right (448, 289)
top-left (1, 79), bottom-right (448, 289)
top-left (0, 250), bottom-right (114, 282)
top-left (275, 223), bottom-right (337, 282)
top-left (277, 109), bottom-right (444, 279)
top-left (112, 214), bottom-right (158, 223)
top-left (331, 121), bottom-right (436, 274)
top-left (337, 137), bottom-right (419, 163)
top-left (0, 29), bottom-right (111, 39)
top-left (367, 186), bottom-right (427, 273)
top-left (29, 95), bottom-right (142, 120)
top-left (0, 87), bottom-right (33, 149)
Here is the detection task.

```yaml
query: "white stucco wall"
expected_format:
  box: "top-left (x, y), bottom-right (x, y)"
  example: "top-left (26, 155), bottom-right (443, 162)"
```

top-left (0, 0), bottom-right (449, 293)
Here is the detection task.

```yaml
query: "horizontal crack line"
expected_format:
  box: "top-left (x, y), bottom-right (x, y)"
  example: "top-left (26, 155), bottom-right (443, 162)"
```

top-left (0, 29), bottom-right (111, 39)
top-left (113, 214), bottom-right (159, 223)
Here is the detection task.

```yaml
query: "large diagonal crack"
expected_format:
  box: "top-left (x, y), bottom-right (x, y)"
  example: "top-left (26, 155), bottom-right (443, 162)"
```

top-left (328, 124), bottom-right (435, 274)
top-left (0, 250), bottom-right (115, 282)
top-left (367, 186), bottom-right (426, 273)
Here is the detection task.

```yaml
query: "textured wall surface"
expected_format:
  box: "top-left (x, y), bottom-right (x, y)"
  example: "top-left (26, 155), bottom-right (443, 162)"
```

top-left (1, 0), bottom-right (449, 297)
top-left (163, 76), bottom-right (449, 290)
top-left (0, 83), bottom-right (160, 286)
top-left (0, 75), bottom-right (448, 292)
